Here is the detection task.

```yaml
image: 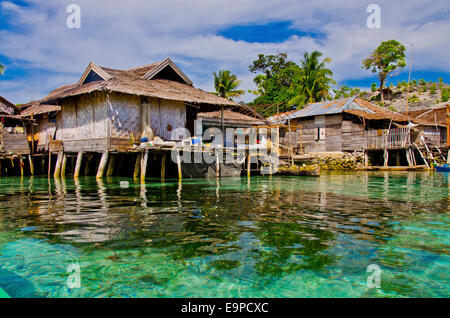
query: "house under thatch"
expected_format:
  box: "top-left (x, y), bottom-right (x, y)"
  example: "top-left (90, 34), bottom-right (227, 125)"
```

top-left (31, 58), bottom-right (243, 153)
top-left (266, 97), bottom-right (447, 166)
top-left (0, 96), bottom-right (30, 157)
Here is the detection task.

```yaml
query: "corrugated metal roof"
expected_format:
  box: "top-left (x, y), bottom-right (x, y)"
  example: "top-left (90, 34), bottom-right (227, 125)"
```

top-left (266, 97), bottom-right (375, 124)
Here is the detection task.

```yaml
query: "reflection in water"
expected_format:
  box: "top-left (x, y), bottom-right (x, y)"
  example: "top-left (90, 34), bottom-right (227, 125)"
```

top-left (0, 171), bottom-right (448, 297)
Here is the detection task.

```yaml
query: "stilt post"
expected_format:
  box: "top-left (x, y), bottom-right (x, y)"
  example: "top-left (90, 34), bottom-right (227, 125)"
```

top-left (74, 152), bottom-right (84, 178)
top-left (177, 151), bottom-right (182, 180)
top-left (96, 151), bottom-right (109, 178)
top-left (161, 152), bottom-right (166, 179)
top-left (28, 155), bottom-right (34, 175)
top-left (140, 150), bottom-right (148, 183)
top-left (54, 152), bottom-right (63, 178)
top-left (133, 153), bottom-right (142, 179)
top-left (61, 153), bottom-right (67, 177)
top-left (106, 154), bottom-right (116, 177)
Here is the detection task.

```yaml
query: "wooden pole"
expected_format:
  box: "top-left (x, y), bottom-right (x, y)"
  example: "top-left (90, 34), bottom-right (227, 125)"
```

top-left (53, 152), bottom-right (63, 178)
top-left (106, 154), bottom-right (116, 177)
top-left (140, 150), bottom-right (148, 183)
top-left (247, 154), bottom-right (251, 178)
top-left (133, 152), bottom-right (141, 179)
top-left (61, 153), bottom-right (67, 177)
top-left (176, 151), bottom-right (182, 180)
top-left (28, 155), bottom-right (34, 175)
top-left (48, 152), bottom-right (52, 178)
top-left (215, 151), bottom-right (220, 178)
top-left (74, 151), bottom-right (84, 178)
top-left (84, 153), bottom-right (93, 176)
top-left (161, 152), bottom-right (166, 179)
top-left (96, 151), bottom-right (109, 178)
top-left (19, 158), bottom-right (24, 177)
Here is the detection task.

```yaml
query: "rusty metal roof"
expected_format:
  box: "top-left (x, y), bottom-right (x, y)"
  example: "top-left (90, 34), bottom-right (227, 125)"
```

top-left (267, 97), bottom-right (376, 124)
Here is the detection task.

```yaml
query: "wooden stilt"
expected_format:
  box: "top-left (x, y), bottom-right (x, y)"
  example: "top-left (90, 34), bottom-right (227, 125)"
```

top-left (84, 153), bottom-right (93, 176)
top-left (28, 155), bottom-right (34, 175)
top-left (215, 151), bottom-right (220, 178)
top-left (74, 152), bottom-right (84, 178)
top-left (106, 154), bottom-right (116, 177)
top-left (177, 151), bottom-right (182, 180)
top-left (54, 152), bottom-right (63, 178)
top-left (19, 158), bottom-right (24, 177)
top-left (447, 149), bottom-right (450, 164)
top-left (247, 154), bottom-right (251, 178)
top-left (140, 150), bottom-right (148, 183)
top-left (133, 153), bottom-right (142, 179)
top-left (61, 153), bottom-right (67, 177)
top-left (96, 151), bottom-right (109, 178)
top-left (161, 152), bottom-right (166, 179)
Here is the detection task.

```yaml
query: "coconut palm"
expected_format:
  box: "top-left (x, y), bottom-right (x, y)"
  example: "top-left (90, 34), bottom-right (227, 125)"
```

top-left (289, 51), bottom-right (335, 106)
top-left (213, 70), bottom-right (244, 100)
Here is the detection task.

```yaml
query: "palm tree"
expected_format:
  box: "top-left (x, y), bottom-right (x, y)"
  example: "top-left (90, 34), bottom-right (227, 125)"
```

top-left (289, 51), bottom-right (335, 106)
top-left (213, 70), bottom-right (244, 100)
top-left (0, 64), bottom-right (4, 75)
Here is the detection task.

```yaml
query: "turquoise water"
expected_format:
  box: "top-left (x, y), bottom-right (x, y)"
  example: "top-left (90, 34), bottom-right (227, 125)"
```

top-left (0, 172), bottom-right (448, 298)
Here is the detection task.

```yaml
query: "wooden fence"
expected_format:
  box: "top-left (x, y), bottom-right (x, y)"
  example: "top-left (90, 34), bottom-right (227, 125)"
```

top-left (365, 128), bottom-right (411, 150)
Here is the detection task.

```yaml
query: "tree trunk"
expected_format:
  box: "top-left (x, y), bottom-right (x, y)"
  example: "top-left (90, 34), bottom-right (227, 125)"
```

top-left (379, 78), bottom-right (385, 104)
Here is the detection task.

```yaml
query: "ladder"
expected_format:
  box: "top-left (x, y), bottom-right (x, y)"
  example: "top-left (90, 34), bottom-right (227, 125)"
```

top-left (420, 137), bottom-right (437, 165)
top-left (434, 146), bottom-right (446, 162)
top-left (413, 142), bottom-right (429, 168)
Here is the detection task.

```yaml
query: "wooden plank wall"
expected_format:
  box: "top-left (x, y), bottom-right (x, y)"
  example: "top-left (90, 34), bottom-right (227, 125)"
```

top-left (1, 128), bottom-right (30, 154)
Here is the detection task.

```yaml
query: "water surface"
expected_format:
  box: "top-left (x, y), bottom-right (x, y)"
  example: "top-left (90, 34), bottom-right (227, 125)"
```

top-left (0, 171), bottom-right (448, 298)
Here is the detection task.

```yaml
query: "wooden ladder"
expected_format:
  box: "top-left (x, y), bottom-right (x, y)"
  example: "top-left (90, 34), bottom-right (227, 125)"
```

top-left (434, 146), bottom-right (446, 162)
top-left (413, 142), bottom-right (429, 168)
top-left (420, 137), bottom-right (437, 165)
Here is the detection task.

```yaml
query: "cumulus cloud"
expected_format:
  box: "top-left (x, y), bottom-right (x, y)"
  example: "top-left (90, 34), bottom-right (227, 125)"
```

top-left (0, 0), bottom-right (448, 103)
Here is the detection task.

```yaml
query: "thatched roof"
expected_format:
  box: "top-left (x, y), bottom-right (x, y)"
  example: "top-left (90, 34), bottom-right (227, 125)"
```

top-left (198, 110), bottom-right (265, 125)
top-left (0, 96), bottom-right (15, 115)
top-left (266, 97), bottom-right (441, 126)
top-left (402, 106), bottom-right (449, 126)
top-left (40, 58), bottom-right (238, 108)
top-left (20, 104), bottom-right (61, 117)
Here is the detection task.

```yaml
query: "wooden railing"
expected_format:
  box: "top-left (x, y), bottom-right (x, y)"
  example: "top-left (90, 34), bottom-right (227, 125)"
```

top-left (365, 128), bottom-right (411, 150)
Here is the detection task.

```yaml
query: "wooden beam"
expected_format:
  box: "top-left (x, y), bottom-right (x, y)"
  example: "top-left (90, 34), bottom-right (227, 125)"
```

top-left (28, 155), bottom-right (34, 175)
top-left (19, 158), bottom-right (24, 177)
top-left (106, 154), bottom-right (116, 177)
top-left (53, 152), bottom-right (63, 178)
top-left (96, 151), bottom-right (109, 178)
top-left (247, 154), bottom-right (251, 178)
top-left (74, 152), bottom-right (84, 178)
top-left (61, 153), bottom-right (67, 177)
top-left (133, 153), bottom-right (141, 179)
top-left (215, 151), bottom-right (220, 178)
top-left (161, 152), bottom-right (166, 179)
top-left (140, 150), bottom-right (148, 183)
top-left (176, 151), bottom-right (182, 180)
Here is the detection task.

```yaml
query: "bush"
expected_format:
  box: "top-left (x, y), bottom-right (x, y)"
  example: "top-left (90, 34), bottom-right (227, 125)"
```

top-left (419, 79), bottom-right (426, 85)
top-left (408, 94), bottom-right (419, 103)
top-left (371, 83), bottom-right (377, 92)
top-left (442, 87), bottom-right (450, 102)
top-left (430, 83), bottom-right (437, 95)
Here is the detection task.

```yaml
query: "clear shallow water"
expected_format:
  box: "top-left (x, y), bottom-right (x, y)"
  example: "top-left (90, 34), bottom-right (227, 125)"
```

top-left (0, 172), bottom-right (448, 298)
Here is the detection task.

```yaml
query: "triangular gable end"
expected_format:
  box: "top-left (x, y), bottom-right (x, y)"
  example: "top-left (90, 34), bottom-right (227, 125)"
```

top-left (77, 62), bottom-right (112, 86)
top-left (142, 58), bottom-right (193, 86)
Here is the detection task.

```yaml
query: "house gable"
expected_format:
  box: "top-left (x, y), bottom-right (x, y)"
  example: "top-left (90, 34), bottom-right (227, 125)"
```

top-left (142, 58), bottom-right (193, 85)
top-left (77, 62), bottom-right (112, 86)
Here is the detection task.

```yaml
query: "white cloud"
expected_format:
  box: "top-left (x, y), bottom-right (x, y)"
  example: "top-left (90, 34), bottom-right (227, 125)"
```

top-left (0, 0), bottom-right (449, 103)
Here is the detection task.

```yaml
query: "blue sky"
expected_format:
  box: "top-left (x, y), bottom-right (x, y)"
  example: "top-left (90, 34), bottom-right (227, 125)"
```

top-left (0, 0), bottom-right (449, 104)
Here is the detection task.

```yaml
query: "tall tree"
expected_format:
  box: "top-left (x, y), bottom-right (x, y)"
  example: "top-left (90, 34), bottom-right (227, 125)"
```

top-left (0, 64), bottom-right (4, 75)
top-left (213, 70), bottom-right (244, 100)
top-left (248, 53), bottom-right (301, 116)
top-left (362, 39), bottom-right (406, 104)
top-left (289, 51), bottom-right (335, 106)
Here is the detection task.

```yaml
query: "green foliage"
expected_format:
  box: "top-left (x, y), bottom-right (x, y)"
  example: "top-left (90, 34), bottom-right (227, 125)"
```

top-left (0, 64), bottom-right (3, 75)
top-left (388, 106), bottom-right (397, 112)
top-left (430, 83), bottom-right (437, 95)
top-left (441, 87), bottom-right (450, 102)
top-left (371, 83), bottom-right (378, 92)
top-left (288, 51), bottom-right (336, 105)
top-left (334, 85), bottom-right (360, 99)
top-left (213, 70), bottom-right (244, 100)
top-left (362, 39), bottom-right (406, 102)
top-left (419, 78), bottom-right (426, 85)
top-left (438, 78), bottom-right (443, 84)
top-left (411, 79), bottom-right (417, 86)
top-left (408, 94), bottom-right (419, 103)
top-left (248, 51), bottom-right (335, 116)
